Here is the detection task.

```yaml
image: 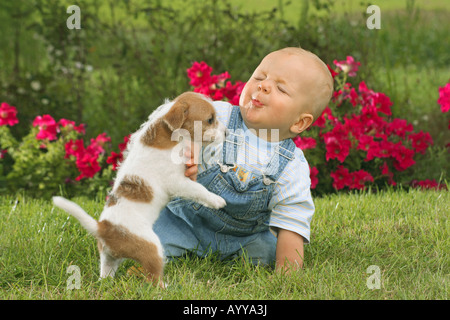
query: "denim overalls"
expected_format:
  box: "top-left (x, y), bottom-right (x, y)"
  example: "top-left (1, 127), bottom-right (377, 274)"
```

top-left (154, 106), bottom-right (296, 266)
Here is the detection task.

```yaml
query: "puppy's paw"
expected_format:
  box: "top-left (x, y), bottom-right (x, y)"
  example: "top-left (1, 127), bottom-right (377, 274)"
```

top-left (201, 194), bottom-right (226, 209)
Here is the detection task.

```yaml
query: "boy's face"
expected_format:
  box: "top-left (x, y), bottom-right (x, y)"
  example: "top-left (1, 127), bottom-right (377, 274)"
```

top-left (239, 51), bottom-right (316, 141)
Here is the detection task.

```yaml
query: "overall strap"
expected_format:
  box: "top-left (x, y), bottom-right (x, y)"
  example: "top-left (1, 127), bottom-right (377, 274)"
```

top-left (222, 106), bottom-right (244, 168)
top-left (262, 138), bottom-right (296, 185)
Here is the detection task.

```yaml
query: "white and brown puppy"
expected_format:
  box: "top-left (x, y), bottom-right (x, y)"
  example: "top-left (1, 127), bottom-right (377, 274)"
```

top-left (53, 92), bottom-right (226, 286)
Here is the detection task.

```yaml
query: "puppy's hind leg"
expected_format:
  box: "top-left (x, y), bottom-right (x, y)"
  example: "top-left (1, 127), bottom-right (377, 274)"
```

top-left (99, 250), bottom-right (122, 279)
top-left (134, 242), bottom-right (165, 287)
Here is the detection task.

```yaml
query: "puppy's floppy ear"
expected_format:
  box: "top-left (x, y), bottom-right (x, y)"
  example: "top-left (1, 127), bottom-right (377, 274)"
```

top-left (163, 100), bottom-right (188, 131)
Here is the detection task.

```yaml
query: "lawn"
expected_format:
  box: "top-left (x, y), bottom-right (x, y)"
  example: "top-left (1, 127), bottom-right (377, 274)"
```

top-left (1, 189), bottom-right (448, 299)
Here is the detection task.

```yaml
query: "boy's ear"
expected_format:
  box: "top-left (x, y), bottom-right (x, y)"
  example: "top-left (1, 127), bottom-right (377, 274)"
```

top-left (290, 113), bottom-right (314, 135)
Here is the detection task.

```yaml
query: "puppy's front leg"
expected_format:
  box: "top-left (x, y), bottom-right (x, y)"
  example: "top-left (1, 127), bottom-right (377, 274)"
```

top-left (172, 179), bottom-right (226, 209)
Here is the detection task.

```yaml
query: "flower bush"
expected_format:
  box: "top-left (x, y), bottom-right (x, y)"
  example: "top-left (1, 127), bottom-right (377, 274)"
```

top-left (0, 104), bottom-right (113, 197)
top-left (0, 57), bottom-right (447, 197)
top-left (186, 59), bottom-right (448, 193)
top-left (187, 61), bottom-right (246, 106)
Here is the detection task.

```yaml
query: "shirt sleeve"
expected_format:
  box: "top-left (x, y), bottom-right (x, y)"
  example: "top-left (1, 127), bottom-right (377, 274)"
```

top-left (268, 148), bottom-right (315, 243)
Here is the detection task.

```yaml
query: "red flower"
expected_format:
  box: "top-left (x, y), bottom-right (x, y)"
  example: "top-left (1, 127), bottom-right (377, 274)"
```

top-left (385, 119), bottom-right (413, 138)
top-left (365, 139), bottom-right (394, 161)
top-left (349, 170), bottom-right (374, 190)
top-left (118, 134), bottom-right (130, 152)
top-left (187, 62), bottom-right (214, 87)
top-left (348, 87), bottom-right (359, 107)
top-left (309, 166), bottom-right (319, 189)
top-left (0, 102), bottom-right (19, 127)
top-left (89, 132), bottom-right (111, 154)
top-left (213, 71), bottom-right (231, 87)
top-left (330, 165), bottom-right (373, 190)
top-left (333, 56), bottom-right (360, 77)
top-left (437, 82), bottom-right (450, 113)
top-left (106, 151), bottom-right (123, 171)
top-left (372, 92), bottom-right (393, 116)
top-left (323, 123), bottom-right (351, 163)
top-left (330, 165), bottom-right (352, 190)
top-left (357, 135), bottom-right (374, 152)
top-left (411, 179), bottom-right (447, 191)
top-left (64, 139), bottom-right (85, 159)
top-left (312, 106), bottom-right (335, 128)
top-left (59, 118), bottom-right (86, 134)
top-left (219, 81), bottom-right (245, 105)
top-left (293, 136), bottom-right (317, 151)
top-left (107, 135), bottom-right (130, 171)
top-left (75, 152), bottom-right (101, 181)
top-left (187, 61), bottom-right (245, 105)
top-left (358, 81), bottom-right (374, 104)
top-left (33, 115), bottom-right (59, 141)
top-left (408, 131), bottom-right (433, 154)
top-left (391, 143), bottom-right (416, 171)
top-left (64, 134), bottom-right (108, 180)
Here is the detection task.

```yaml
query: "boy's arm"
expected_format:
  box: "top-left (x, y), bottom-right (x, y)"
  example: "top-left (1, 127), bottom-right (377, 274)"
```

top-left (275, 228), bottom-right (304, 273)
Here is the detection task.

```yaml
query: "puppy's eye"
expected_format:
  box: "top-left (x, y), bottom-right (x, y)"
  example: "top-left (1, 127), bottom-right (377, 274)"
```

top-left (208, 117), bottom-right (214, 125)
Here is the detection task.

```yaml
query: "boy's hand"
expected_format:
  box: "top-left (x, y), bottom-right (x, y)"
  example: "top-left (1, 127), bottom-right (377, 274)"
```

top-left (184, 142), bottom-right (199, 181)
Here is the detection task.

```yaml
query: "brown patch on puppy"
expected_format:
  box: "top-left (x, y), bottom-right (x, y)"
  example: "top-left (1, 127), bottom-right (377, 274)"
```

top-left (116, 175), bottom-right (153, 203)
top-left (140, 119), bottom-right (178, 149)
top-left (97, 220), bottom-right (164, 285)
top-left (140, 92), bottom-right (218, 149)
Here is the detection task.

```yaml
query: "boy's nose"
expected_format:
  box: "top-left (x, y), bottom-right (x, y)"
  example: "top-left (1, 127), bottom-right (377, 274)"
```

top-left (258, 81), bottom-right (271, 94)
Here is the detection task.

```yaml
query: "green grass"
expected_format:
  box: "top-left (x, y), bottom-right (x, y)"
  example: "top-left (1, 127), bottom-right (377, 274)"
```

top-left (1, 189), bottom-right (448, 299)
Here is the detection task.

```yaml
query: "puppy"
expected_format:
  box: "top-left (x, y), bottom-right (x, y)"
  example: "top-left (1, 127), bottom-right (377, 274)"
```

top-left (53, 92), bottom-right (226, 286)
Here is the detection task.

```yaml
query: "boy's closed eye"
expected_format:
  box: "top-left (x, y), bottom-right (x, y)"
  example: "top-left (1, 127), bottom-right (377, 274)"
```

top-left (277, 85), bottom-right (288, 94)
top-left (253, 75), bottom-right (290, 95)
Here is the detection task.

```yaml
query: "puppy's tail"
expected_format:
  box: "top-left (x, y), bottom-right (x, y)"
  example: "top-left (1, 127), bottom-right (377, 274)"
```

top-left (52, 196), bottom-right (98, 236)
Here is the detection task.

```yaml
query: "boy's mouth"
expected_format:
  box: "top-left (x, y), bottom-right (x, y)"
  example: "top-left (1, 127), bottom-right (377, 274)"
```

top-left (251, 98), bottom-right (264, 108)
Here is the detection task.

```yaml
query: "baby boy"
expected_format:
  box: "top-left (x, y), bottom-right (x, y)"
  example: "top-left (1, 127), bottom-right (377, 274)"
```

top-left (154, 47), bottom-right (333, 272)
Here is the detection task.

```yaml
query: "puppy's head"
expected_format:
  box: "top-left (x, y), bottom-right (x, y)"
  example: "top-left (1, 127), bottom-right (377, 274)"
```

top-left (163, 92), bottom-right (225, 144)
